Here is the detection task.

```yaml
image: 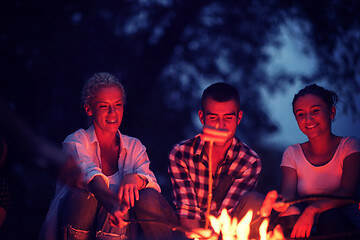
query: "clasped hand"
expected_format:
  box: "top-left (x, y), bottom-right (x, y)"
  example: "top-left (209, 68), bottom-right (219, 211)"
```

top-left (110, 173), bottom-right (140, 228)
top-left (260, 191), bottom-right (320, 238)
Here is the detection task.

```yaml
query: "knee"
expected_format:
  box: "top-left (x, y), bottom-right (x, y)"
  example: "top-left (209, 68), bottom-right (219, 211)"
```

top-left (243, 191), bottom-right (265, 203)
top-left (135, 188), bottom-right (162, 210)
top-left (63, 225), bottom-right (93, 240)
top-left (242, 191), bottom-right (265, 209)
top-left (232, 191), bottom-right (264, 218)
top-left (139, 188), bottom-right (160, 201)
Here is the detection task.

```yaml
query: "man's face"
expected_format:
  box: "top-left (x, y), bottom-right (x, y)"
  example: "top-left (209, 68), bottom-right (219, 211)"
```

top-left (199, 98), bottom-right (242, 146)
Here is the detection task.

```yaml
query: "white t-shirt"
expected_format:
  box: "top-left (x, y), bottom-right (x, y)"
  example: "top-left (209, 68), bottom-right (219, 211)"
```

top-left (281, 136), bottom-right (360, 196)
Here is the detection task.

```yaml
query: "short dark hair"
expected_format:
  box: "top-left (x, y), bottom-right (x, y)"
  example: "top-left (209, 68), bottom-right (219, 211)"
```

top-left (292, 84), bottom-right (338, 112)
top-left (201, 82), bottom-right (241, 112)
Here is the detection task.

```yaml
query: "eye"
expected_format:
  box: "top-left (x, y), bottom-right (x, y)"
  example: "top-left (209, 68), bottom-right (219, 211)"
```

top-left (115, 103), bottom-right (123, 108)
top-left (225, 116), bottom-right (235, 120)
top-left (207, 115), bottom-right (218, 121)
top-left (99, 105), bottom-right (108, 109)
top-left (312, 109), bottom-right (319, 114)
top-left (296, 113), bottom-right (304, 118)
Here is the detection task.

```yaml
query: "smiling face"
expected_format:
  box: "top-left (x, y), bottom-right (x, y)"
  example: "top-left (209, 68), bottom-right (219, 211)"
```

top-left (84, 86), bottom-right (124, 135)
top-left (293, 94), bottom-right (336, 139)
top-left (199, 98), bottom-right (243, 146)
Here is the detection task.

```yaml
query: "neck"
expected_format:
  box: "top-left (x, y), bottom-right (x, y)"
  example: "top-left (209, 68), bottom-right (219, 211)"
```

top-left (94, 129), bottom-right (118, 148)
top-left (307, 132), bottom-right (337, 154)
top-left (206, 138), bottom-right (232, 159)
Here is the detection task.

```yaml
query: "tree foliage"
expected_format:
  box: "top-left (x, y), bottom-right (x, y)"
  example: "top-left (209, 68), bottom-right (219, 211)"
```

top-left (1, 1), bottom-right (360, 237)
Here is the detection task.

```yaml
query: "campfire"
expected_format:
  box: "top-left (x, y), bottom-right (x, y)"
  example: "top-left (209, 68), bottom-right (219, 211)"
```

top-left (188, 209), bottom-right (285, 240)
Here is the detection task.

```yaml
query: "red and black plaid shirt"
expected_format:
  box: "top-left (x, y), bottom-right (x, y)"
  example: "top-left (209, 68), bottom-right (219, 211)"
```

top-left (168, 135), bottom-right (261, 221)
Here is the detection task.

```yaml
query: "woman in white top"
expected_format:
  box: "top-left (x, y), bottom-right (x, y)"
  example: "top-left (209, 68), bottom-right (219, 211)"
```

top-left (276, 84), bottom-right (360, 239)
top-left (40, 72), bottom-right (177, 240)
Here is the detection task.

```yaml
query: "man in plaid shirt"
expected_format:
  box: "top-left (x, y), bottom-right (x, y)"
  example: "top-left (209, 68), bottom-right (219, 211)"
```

top-left (169, 82), bottom-right (263, 235)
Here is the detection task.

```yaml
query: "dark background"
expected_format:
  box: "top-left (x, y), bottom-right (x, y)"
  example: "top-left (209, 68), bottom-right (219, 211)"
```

top-left (1, 0), bottom-right (360, 239)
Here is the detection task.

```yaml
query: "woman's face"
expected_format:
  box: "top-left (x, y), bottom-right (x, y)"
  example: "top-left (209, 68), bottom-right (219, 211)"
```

top-left (293, 94), bottom-right (335, 139)
top-left (85, 86), bottom-right (124, 134)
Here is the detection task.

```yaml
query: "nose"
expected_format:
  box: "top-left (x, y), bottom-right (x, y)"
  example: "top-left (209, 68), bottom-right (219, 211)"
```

top-left (305, 113), bottom-right (312, 122)
top-left (108, 105), bottom-right (116, 114)
top-left (219, 118), bottom-right (226, 129)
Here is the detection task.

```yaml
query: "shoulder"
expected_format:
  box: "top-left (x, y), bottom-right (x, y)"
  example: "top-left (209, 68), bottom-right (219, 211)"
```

top-left (235, 138), bottom-right (259, 159)
top-left (121, 134), bottom-right (145, 150)
top-left (341, 136), bottom-right (360, 147)
top-left (169, 136), bottom-right (199, 160)
top-left (171, 136), bottom-right (198, 151)
top-left (63, 128), bottom-right (88, 143)
top-left (283, 144), bottom-right (302, 155)
top-left (339, 136), bottom-right (360, 154)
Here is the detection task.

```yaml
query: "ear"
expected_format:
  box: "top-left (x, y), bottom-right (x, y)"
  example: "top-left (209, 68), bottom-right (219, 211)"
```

top-left (237, 110), bottom-right (243, 125)
top-left (198, 110), bottom-right (205, 125)
top-left (84, 104), bottom-right (93, 116)
top-left (330, 106), bottom-right (336, 120)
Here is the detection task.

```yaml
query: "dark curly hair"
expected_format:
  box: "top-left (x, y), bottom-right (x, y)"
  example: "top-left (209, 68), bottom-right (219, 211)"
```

top-left (292, 84), bottom-right (338, 113)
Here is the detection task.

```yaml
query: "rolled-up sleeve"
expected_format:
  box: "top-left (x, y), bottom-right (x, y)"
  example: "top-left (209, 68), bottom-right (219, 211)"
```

top-left (220, 155), bottom-right (261, 213)
top-left (169, 145), bottom-right (201, 221)
top-left (122, 136), bottom-right (160, 193)
top-left (63, 130), bottom-right (109, 191)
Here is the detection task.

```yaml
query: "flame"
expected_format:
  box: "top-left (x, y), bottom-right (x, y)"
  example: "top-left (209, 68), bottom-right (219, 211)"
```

top-left (192, 209), bottom-right (285, 240)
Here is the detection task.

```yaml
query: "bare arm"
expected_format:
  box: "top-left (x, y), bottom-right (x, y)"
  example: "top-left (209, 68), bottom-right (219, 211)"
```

top-left (291, 152), bottom-right (360, 239)
top-left (280, 166), bottom-right (298, 201)
top-left (90, 175), bottom-right (128, 228)
top-left (118, 173), bottom-right (148, 208)
top-left (309, 152), bottom-right (360, 212)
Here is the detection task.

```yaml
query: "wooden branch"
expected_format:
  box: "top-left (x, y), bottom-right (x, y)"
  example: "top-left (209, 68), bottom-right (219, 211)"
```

top-left (205, 140), bottom-right (214, 229)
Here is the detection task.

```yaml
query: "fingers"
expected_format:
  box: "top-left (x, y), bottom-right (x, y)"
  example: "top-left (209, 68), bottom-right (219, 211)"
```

top-left (118, 185), bottom-right (138, 208)
top-left (291, 217), bottom-right (312, 238)
top-left (291, 224), bottom-right (311, 238)
top-left (110, 205), bottom-right (129, 229)
top-left (273, 201), bottom-right (290, 213)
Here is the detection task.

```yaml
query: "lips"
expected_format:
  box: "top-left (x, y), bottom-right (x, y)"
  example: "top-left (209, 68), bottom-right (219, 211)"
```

top-left (106, 119), bottom-right (118, 124)
top-left (305, 123), bottom-right (318, 129)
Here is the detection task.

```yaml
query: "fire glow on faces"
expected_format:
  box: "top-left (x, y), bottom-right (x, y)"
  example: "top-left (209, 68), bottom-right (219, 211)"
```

top-left (293, 94), bottom-right (335, 139)
top-left (85, 86), bottom-right (124, 134)
top-left (199, 99), bottom-right (243, 146)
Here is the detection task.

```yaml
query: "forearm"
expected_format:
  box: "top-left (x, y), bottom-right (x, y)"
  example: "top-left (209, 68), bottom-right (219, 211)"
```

top-left (309, 198), bottom-right (352, 215)
top-left (90, 175), bottom-right (119, 213)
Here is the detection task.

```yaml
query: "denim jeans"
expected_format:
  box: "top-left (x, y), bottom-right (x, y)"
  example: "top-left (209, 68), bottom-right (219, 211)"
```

top-left (58, 187), bottom-right (179, 240)
top-left (132, 188), bottom-right (180, 240)
top-left (231, 191), bottom-right (265, 239)
top-left (59, 187), bottom-right (128, 240)
top-left (272, 203), bottom-right (359, 239)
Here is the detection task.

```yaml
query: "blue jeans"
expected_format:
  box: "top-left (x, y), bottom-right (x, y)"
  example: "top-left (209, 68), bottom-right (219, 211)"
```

top-left (58, 188), bottom-right (178, 240)
top-left (231, 191), bottom-right (265, 239)
top-left (133, 188), bottom-right (180, 240)
top-left (272, 202), bottom-right (359, 239)
top-left (59, 188), bottom-right (127, 240)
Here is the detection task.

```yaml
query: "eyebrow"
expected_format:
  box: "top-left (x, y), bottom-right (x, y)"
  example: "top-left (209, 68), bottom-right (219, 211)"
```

top-left (96, 99), bottom-right (123, 103)
top-left (206, 112), bottom-right (236, 116)
top-left (295, 104), bottom-right (321, 113)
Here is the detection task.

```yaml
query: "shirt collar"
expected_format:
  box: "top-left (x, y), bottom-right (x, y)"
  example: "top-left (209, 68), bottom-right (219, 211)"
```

top-left (85, 125), bottom-right (128, 152)
top-left (194, 135), bottom-right (238, 162)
